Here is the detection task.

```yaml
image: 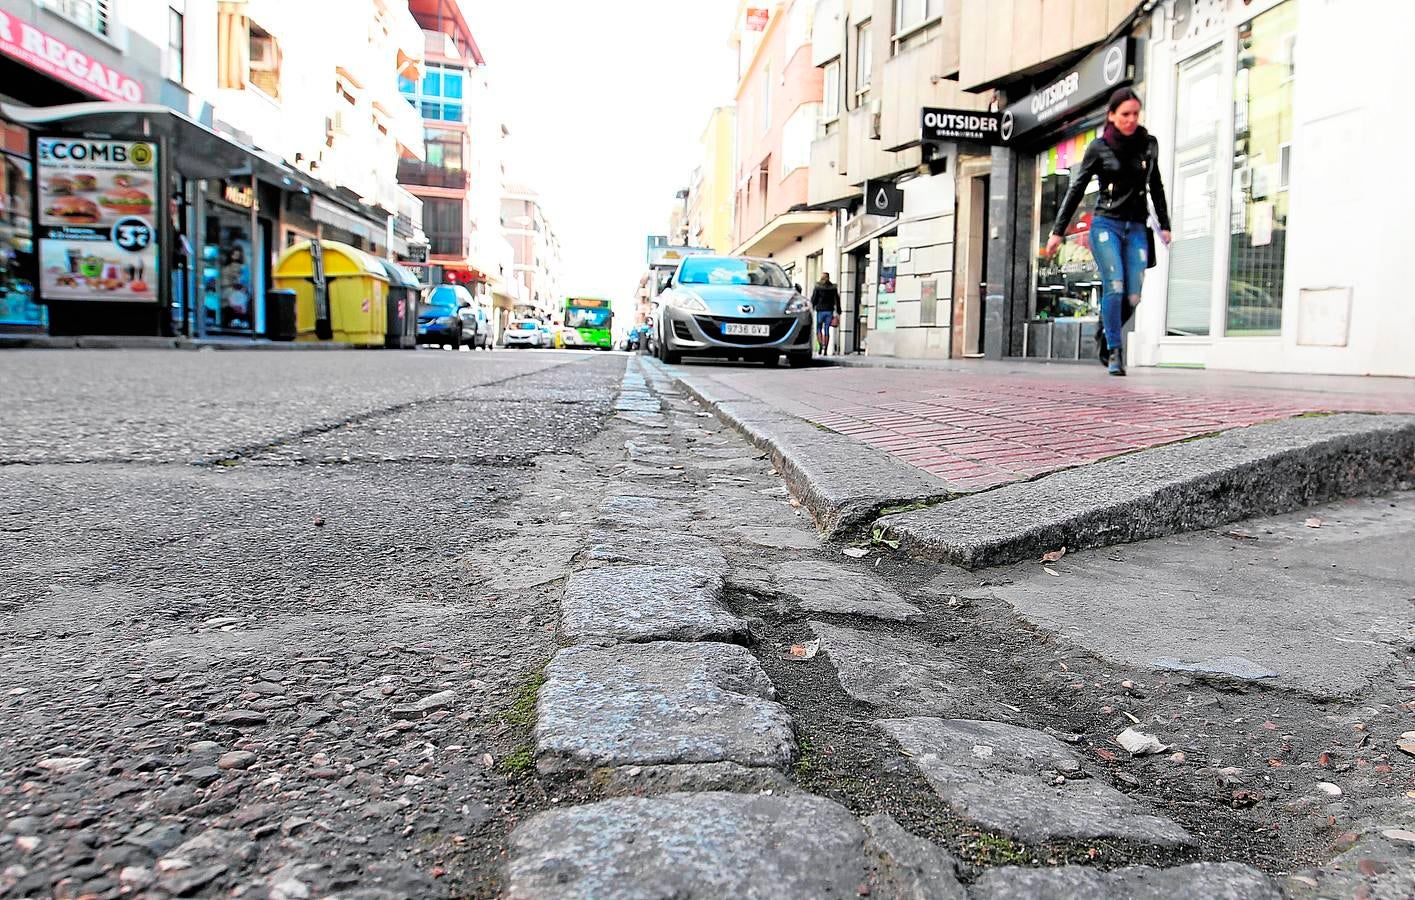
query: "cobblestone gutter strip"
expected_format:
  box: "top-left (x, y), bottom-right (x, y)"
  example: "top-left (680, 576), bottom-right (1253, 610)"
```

top-left (652, 360), bottom-right (951, 537)
top-left (879, 413), bottom-right (1415, 569)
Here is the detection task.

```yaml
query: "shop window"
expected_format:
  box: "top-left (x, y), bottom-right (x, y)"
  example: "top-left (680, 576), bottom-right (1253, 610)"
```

top-left (0, 149), bottom-right (42, 329)
top-left (1033, 125), bottom-right (1103, 321)
top-left (1226, 0), bottom-right (1297, 336)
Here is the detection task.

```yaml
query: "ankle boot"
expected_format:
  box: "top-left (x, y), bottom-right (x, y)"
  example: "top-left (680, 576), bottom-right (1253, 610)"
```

top-left (1108, 341), bottom-right (1126, 376)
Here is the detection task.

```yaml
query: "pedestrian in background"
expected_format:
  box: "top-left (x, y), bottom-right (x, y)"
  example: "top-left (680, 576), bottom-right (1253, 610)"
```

top-left (810, 272), bottom-right (840, 355)
top-left (1045, 87), bottom-right (1171, 376)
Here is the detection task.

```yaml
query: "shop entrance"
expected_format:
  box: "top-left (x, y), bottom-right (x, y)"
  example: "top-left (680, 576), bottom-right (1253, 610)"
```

top-left (202, 207), bottom-right (270, 335)
top-left (954, 163), bottom-right (991, 357)
top-left (850, 245), bottom-right (869, 354)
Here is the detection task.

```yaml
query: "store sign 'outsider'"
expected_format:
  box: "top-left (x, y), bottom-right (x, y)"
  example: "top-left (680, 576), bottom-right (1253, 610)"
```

top-left (920, 108), bottom-right (1008, 145)
top-left (0, 11), bottom-right (144, 103)
top-left (1002, 38), bottom-right (1131, 143)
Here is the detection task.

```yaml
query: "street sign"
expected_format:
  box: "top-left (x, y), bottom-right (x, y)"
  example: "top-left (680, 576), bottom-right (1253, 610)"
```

top-left (863, 180), bottom-right (903, 217)
top-left (920, 108), bottom-right (1007, 145)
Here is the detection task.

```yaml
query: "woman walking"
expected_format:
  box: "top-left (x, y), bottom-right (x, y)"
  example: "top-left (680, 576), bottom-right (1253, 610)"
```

top-left (1045, 87), bottom-right (1170, 376)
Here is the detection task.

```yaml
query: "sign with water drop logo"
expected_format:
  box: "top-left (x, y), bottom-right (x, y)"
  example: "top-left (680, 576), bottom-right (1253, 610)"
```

top-left (863, 180), bottom-right (903, 217)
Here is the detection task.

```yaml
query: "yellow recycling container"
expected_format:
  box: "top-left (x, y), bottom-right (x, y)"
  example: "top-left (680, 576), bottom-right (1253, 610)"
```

top-left (274, 240), bottom-right (389, 346)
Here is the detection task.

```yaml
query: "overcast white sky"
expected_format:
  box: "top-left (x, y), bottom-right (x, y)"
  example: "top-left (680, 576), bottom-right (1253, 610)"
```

top-left (465, 0), bottom-right (739, 314)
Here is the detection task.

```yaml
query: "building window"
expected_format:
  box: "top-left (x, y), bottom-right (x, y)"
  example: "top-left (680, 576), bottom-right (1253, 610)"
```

top-left (248, 22), bottom-right (281, 99)
top-left (762, 63), bottom-right (772, 132)
top-left (782, 104), bottom-right (818, 176)
top-left (1226, 0), bottom-right (1297, 336)
top-left (424, 128), bottom-right (464, 172)
top-left (41, 0), bottom-right (110, 37)
top-left (422, 197), bottom-right (465, 257)
top-left (400, 64), bottom-right (465, 123)
top-left (894, 0), bottom-right (942, 38)
top-left (167, 7), bottom-right (185, 84)
top-left (822, 59), bottom-right (841, 121)
top-left (855, 20), bottom-right (873, 100)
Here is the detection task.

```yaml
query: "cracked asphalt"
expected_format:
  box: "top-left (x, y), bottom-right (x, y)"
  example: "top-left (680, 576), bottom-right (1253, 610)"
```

top-left (0, 348), bottom-right (626, 899)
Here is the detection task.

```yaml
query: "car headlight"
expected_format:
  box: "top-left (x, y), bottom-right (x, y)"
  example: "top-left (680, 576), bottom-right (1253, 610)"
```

top-left (785, 295), bottom-right (809, 314)
top-left (675, 292), bottom-right (709, 313)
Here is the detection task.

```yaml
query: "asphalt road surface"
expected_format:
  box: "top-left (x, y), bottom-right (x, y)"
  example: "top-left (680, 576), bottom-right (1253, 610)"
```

top-left (0, 348), bottom-right (627, 899)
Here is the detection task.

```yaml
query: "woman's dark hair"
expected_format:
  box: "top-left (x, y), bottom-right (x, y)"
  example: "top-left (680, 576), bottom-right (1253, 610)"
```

top-left (1107, 87), bottom-right (1142, 113)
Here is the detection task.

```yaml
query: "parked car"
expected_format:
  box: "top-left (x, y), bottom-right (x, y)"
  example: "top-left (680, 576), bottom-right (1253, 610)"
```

top-left (457, 302), bottom-right (493, 349)
top-left (651, 255), bottom-right (812, 366)
top-left (417, 284), bottom-right (476, 349)
top-left (504, 319), bottom-right (548, 348)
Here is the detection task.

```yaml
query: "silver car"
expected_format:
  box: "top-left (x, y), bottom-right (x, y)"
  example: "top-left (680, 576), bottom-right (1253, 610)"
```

top-left (651, 256), bottom-right (813, 367)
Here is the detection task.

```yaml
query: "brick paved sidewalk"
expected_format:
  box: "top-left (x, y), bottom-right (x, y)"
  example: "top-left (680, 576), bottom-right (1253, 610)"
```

top-left (682, 361), bottom-right (1415, 492)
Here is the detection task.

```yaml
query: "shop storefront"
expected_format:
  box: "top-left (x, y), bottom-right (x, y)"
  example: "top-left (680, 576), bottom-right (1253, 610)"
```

top-left (986, 37), bottom-right (1139, 362)
top-left (1126, 0), bottom-right (1397, 375)
top-left (0, 8), bottom-right (153, 332)
top-left (2, 102), bottom-right (392, 340)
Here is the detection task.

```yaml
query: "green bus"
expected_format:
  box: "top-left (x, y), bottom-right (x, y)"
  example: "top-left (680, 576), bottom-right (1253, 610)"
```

top-left (563, 297), bottom-right (614, 349)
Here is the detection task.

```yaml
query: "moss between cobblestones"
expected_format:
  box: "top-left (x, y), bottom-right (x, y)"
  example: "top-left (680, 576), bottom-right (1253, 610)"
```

top-left (504, 670), bottom-right (546, 728)
top-left (501, 744), bottom-right (535, 777)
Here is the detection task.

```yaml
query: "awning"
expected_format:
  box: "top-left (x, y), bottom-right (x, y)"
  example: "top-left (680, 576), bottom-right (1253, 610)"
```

top-left (731, 211), bottom-right (833, 258)
top-left (1, 101), bottom-right (393, 230)
top-left (312, 197), bottom-right (382, 244)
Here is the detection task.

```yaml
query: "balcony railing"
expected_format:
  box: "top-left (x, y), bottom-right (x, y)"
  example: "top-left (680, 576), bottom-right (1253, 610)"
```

top-left (397, 159), bottom-right (470, 190)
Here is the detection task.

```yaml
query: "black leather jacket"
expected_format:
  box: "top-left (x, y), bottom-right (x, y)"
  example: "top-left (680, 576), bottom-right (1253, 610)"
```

top-left (1052, 134), bottom-right (1170, 236)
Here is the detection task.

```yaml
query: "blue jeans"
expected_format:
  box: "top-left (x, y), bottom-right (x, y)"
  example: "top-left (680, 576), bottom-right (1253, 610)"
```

top-left (815, 310), bottom-right (834, 336)
top-left (1089, 215), bottom-right (1148, 350)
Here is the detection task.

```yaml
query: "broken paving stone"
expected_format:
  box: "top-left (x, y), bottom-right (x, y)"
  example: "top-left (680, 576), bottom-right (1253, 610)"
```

top-left (775, 560), bottom-right (921, 621)
top-left (861, 814), bottom-right (966, 900)
top-left (1150, 656), bottom-right (1279, 681)
top-left (506, 792), bottom-right (870, 899)
top-left (736, 525), bottom-right (821, 550)
top-left (560, 565), bottom-right (746, 645)
top-left (594, 762), bottom-right (796, 798)
top-left (535, 642), bottom-right (795, 774)
top-left (596, 495), bottom-right (692, 530)
top-left (583, 528), bottom-right (727, 571)
top-left (879, 718), bottom-right (1192, 847)
top-left (811, 622), bottom-right (990, 718)
top-left (970, 862), bottom-right (1280, 900)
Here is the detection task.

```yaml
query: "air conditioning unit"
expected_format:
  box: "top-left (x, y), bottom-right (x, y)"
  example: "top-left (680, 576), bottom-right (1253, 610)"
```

top-left (869, 99), bottom-right (882, 140)
top-left (329, 109), bottom-right (351, 136)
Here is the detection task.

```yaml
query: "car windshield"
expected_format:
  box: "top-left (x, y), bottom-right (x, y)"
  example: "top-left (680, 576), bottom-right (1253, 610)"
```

top-left (678, 258), bottom-right (790, 288)
top-left (566, 308), bottom-right (610, 328)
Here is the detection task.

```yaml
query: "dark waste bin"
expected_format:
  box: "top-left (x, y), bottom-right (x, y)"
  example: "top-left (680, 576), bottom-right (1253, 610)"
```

top-left (379, 260), bottom-right (422, 349)
top-left (264, 289), bottom-right (298, 341)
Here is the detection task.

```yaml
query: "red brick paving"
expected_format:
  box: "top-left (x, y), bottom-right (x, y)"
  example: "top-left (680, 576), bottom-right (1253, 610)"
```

top-left (694, 362), bottom-right (1415, 492)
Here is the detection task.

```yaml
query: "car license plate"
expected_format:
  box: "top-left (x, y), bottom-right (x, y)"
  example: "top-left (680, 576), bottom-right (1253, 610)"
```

top-left (722, 323), bottom-right (770, 337)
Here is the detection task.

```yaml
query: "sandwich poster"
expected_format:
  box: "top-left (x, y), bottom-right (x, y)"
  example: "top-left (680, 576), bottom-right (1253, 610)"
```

top-left (35, 137), bottom-right (159, 303)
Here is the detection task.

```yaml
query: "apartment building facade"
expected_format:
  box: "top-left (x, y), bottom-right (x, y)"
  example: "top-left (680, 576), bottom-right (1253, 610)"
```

top-left (501, 184), bottom-right (562, 319)
top-left (729, 1), bottom-right (834, 294)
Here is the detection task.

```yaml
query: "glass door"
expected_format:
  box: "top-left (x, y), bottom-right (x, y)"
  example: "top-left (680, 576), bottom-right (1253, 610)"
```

top-left (1165, 45), bottom-right (1224, 336)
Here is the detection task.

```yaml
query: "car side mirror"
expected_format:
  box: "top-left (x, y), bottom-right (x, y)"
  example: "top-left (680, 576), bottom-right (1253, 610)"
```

top-left (794, 283), bottom-right (802, 293)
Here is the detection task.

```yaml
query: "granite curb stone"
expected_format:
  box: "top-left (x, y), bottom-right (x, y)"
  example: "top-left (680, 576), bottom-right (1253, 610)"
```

top-left (970, 861), bottom-right (1282, 899)
top-left (652, 360), bottom-right (951, 536)
top-left (878, 413), bottom-right (1415, 569)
